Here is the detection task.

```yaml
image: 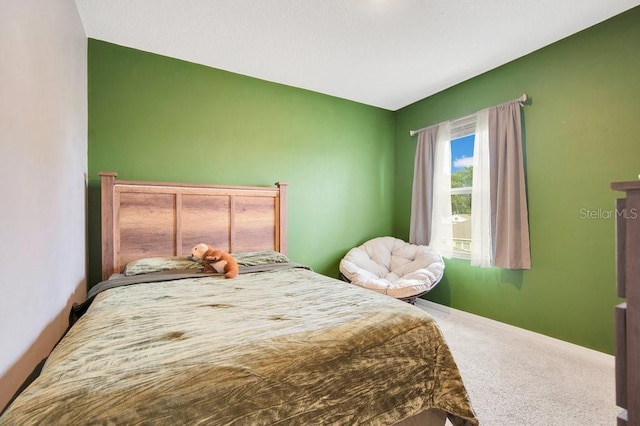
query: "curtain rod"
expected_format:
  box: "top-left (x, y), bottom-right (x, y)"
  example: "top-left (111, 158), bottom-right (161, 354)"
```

top-left (409, 93), bottom-right (528, 136)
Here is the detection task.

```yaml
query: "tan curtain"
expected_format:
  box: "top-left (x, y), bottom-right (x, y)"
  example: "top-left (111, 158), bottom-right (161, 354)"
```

top-left (488, 101), bottom-right (531, 269)
top-left (409, 126), bottom-right (439, 245)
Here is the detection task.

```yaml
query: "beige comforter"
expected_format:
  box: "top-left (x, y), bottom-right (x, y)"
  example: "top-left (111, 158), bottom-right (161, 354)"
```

top-left (1, 265), bottom-right (477, 425)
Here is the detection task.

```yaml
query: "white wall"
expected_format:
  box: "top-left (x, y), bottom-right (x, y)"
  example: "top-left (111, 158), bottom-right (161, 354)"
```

top-left (0, 0), bottom-right (87, 409)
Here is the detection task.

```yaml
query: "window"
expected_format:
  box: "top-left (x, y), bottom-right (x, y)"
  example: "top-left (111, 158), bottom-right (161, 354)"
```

top-left (451, 134), bottom-right (474, 257)
top-left (411, 100), bottom-right (530, 269)
top-left (449, 114), bottom-right (476, 258)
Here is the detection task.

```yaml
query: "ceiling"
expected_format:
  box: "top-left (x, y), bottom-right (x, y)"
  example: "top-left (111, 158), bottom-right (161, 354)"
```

top-left (75, 0), bottom-right (639, 111)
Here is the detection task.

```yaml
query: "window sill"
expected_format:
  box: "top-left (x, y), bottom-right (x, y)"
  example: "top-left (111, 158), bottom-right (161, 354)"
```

top-left (450, 252), bottom-right (471, 261)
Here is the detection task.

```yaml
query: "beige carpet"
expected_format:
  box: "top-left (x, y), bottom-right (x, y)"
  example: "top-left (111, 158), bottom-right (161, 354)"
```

top-left (416, 300), bottom-right (618, 426)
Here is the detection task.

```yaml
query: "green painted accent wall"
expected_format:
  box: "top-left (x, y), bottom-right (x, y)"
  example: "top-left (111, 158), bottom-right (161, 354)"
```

top-left (393, 7), bottom-right (640, 353)
top-left (87, 40), bottom-right (395, 287)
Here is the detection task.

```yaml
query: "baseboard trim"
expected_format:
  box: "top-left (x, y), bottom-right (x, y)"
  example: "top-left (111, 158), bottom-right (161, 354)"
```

top-left (415, 299), bottom-right (614, 366)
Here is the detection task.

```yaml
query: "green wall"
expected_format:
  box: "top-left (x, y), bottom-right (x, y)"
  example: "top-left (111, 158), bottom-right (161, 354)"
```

top-left (87, 40), bottom-right (395, 286)
top-left (393, 7), bottom-right (640, 353)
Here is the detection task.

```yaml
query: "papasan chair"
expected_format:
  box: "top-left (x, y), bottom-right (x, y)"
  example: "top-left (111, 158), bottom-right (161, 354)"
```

top-left (339, 237), bottom-right (445, 304)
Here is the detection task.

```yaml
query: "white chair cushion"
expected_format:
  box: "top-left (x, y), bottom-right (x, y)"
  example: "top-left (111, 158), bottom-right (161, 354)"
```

top-left (339, 237), bottom-right (444, 299)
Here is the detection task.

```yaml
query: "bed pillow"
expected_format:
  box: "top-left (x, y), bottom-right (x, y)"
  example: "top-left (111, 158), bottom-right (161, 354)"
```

top-left (233, 250), bottom-right (290, 266)
top-left (123, 250), bottom-right (290, 276)
top-left (123, 257), bottom-right (203, 276)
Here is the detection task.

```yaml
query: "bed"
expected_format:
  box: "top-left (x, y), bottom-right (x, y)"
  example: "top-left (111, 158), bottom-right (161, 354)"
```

top-left (0, 172), bottom-right (477, 426)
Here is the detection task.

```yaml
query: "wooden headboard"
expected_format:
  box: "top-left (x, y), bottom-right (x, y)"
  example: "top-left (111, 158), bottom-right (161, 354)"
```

top-left (100, 172), bottom-right (287, 280)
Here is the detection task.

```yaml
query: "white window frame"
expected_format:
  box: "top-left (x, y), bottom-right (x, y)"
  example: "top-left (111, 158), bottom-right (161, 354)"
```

top-left (449, 115), bottom-right (476, 260)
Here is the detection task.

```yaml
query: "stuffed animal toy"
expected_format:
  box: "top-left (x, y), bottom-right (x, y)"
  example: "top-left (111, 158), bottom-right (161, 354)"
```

top-left (191, 243), bottom-right (239, 279)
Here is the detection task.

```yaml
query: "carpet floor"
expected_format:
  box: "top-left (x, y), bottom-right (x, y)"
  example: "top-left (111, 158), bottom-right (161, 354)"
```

top-left (416, 300), bottom-right (618, 426)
